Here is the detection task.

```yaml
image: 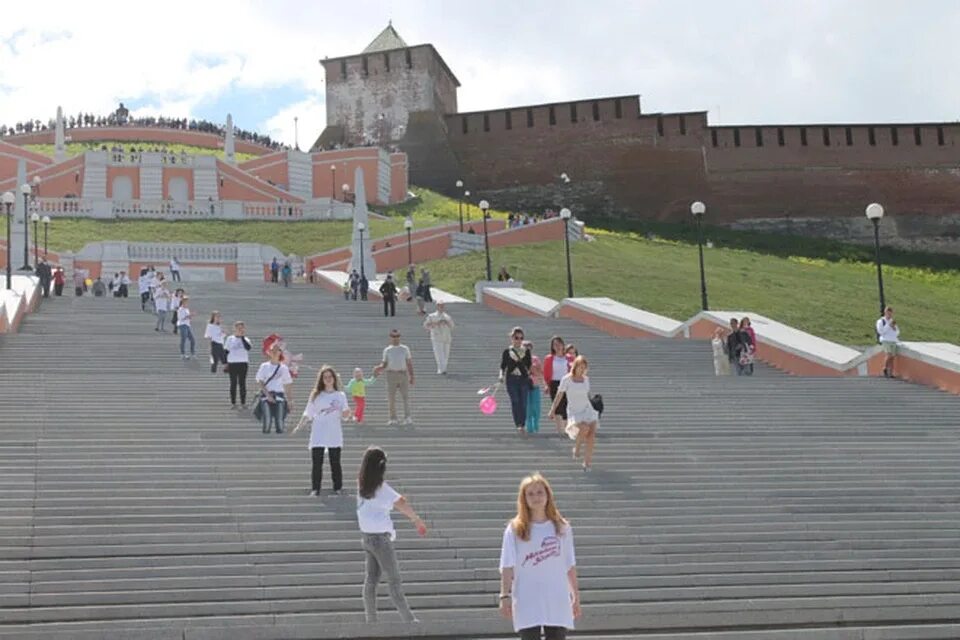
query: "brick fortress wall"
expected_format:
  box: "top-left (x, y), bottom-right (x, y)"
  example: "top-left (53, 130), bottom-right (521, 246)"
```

top-left (319, 32), bottom-right (960, 253)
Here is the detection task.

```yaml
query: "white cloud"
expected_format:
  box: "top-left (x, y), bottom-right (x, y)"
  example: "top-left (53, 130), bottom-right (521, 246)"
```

top-left (264, 95), bottom-right (326, 150)
top-left (2, 0), bottom-right (959, 147)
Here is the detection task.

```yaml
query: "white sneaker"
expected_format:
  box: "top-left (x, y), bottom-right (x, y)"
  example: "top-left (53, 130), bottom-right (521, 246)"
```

top-left (403, 416), bottom-right (414, 425)
top-left (387, 419), bottom-right (398, 426)
top-left (309, 490), bottom-right (319, 497)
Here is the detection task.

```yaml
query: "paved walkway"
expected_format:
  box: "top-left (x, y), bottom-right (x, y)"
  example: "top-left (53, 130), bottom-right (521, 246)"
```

top-left (0, 283), bottom-right (959, 639)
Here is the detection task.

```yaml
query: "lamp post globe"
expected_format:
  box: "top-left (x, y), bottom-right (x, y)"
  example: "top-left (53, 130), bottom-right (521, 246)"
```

top-left (42, 215), bottom-right (51, 259)
top-left (865, 203), bottom-right (886, 315)
top-left (2, 191), bottom-right (15, 290)
top-left (404, 217), bottom-right (414, 265)
top-left (479, 200), bottom-right (492, 281)
top-left (690, 201), bottom-right (709, 311)
top-left (19, 183), bottom-right (32, 271)
top-left (559, 208), bottom-right (574, 297)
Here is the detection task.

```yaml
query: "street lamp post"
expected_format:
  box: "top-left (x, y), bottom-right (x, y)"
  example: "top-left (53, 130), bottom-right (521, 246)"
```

top-left (2, 191), bottom-right (14, 290)
top-left (19, 183), bottom-right (32, 271)
top-left (560, 207), bottom-right (574, 297)
top-left (42, 215), bottom-right (50, 259)
top-left (342, 183), bottom-right (349, 202)
top-left (455, 179), bottom-right (464, 231)
top-left (690, 201), bottom-right (708, 311)
top-left (479, 200), bottom-right (492, 281)
top-left (464, 191), bottom-right (471, 221)
top-left (404, 217), bottom-right (413, 265)
top-left (865, 203), bottom-right (886, 316)
top-left (357, 222), bottom-right (366, 280)
top-left (31, 213), bottom-right (39, 269)
top-left (330, 165), bottom-right (336, 199)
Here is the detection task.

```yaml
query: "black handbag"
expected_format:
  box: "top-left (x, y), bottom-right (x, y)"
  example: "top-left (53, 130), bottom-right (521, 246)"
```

top-left (252, 364), bottom-right (282, 421)
top-left (589, 394), bottom-right (604, 417)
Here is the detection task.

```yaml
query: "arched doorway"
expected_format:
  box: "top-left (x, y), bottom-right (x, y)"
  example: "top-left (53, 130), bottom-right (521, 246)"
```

top-left (111, 176), bottom-right (133, 201)
top-left (168, 177), bottom-right (189, 203)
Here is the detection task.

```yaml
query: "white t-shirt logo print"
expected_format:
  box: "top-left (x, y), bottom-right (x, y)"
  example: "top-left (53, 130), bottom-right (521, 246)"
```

top-left (521, 535), bottom-right (561, 568)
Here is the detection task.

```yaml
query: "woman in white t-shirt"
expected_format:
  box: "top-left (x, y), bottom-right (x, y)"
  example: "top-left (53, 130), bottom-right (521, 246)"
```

top-left (204, 311), bottom-right (226, 374)
top-left (255, 341), bottom-right (294, 434)
top-left (293, 365), bottom-right (349, 494)
top-left (499, 473), bottom-right (580, 640)
top-left (153, 281), bottom-right (170, 332)
top-left (176, 295), bottom-right (196, 359)
top-left (355, 446), bottom-right (427, 623)
top-left (548, 356), bottom-right (599, 471)
top-left (224, 321), bottom-right (252, 409)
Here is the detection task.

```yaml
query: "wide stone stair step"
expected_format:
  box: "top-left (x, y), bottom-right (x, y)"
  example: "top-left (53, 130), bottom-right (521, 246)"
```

top-left (1, 282), bottom-right (958, 637)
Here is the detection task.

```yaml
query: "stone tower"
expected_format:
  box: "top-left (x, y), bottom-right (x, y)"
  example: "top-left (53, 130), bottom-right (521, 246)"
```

top-left (314, 23), bottom-right (460, 149)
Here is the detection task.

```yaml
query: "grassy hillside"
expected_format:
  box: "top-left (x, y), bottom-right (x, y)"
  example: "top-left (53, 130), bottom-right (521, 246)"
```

top-left (0, 188), bottom-right (510, 256)
top-left (23, 141), bottom-right (259, 162)
top-left (421, 230), bottom-right (960, 345)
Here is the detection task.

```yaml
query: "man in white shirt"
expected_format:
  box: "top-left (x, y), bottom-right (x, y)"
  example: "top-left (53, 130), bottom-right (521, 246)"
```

top-left (875, 306), bottom-right (900, 379)
top-left (170, 257), bottom-right (181, 283)
top-left (423, 302), bottom-right (455, 375)
top-left (373, 329), bottom-right (415, 425)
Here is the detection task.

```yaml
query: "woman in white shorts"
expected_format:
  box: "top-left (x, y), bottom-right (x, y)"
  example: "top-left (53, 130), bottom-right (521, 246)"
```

top-left (548, 356), bottom-right (599, 471)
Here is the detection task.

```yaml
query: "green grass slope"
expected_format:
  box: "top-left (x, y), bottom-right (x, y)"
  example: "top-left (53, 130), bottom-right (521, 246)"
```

top-left (23, 141), bottom-right (258, 162)
top-left (422, 230), bottom-right (960, 345)
top-left (0, 188), bottom-right (509, 256)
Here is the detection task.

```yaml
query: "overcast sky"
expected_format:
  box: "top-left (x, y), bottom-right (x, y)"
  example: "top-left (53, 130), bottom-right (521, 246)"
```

top-left (1, 0), bottom-right (958, 147)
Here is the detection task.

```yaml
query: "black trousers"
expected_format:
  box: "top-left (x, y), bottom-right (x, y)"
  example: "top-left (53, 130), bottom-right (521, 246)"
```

top-left (383, 297), bottom-right (396, 317)
top-left (211, 342), bottom-right (226, 373)
top-left (54, 283), bottom-right (64, 296)
top-left (171, 271), bottom-right (181, 282)
top-left (311, 446), bottom-right (342, 491)
top-left (519, 626), bottom-right (567, 640)
top-left (228, 362), bottom-right (248, 405)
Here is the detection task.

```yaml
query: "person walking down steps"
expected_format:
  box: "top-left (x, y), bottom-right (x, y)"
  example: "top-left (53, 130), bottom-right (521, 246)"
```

top-left (205, 311), bottom-right (227, 374)
top-left (255, 341), bottom-right (294, 434)
top-left (379, 274), bottom-right (398, 317)
top-left (374, 329), bottom-right (415, 425)
top-left (346, 367), bottom-right (378, 424)
top-left (176, 296), bottom-right (196, 360)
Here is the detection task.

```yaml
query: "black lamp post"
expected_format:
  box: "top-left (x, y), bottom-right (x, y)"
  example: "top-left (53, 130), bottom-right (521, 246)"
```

top-left (330, 165), bottom-right (336, 199)
top-left (2, 191), bottom-right (14, 290)
top-left (865, 202), bottom-right (886, 316)
top-left (479, 199), bottom-right (492, 281)
top-left (42, 215), bottom-right (50, 258)
top-left (357, 222), bottom-right (366, 280)
top-left (691, 201), bottom-right (709, 311)
top-left (404, 217), bottom-right (413, 265)
top-left (559, 207), bottom-right (574, 297)
top-left (455, 179), bottom-right (464, 231)
top-left (19, 183), bottom-right (32, 271)
top-left (464, 191), bottom-right (471, 221)
top-left (31, 213), bottom-right (39, 269)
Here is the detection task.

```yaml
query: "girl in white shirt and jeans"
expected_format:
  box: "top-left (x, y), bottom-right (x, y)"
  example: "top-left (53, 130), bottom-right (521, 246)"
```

top-left (255, 342), bottom-right (294, 434)
top-left (204, 311), bottom-right (226, 374)
top-left (499, 472), bottom-right (580, 640)
top-left (176, 296), bottom-right (195, 359)
top-left (354, 446), bottom-right (426, 623)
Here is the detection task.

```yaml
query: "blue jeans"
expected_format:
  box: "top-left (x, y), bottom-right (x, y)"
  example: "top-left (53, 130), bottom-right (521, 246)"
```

top-left (261, 393), bottom-right (286, 433)
top-left (506, 375), bottom-right (529, 429)
top-left (526, 386), bottom-right (541, 433)
top-left (179, 325), bottom-right (195, 356)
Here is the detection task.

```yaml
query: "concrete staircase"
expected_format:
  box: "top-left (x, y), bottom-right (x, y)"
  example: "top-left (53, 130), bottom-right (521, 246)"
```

top-left (1, 283), bottom-right (959, 639)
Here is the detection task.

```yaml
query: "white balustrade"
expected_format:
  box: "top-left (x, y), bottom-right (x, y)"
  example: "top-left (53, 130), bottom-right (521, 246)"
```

top-left (112, 200), bottom-right (220, 219)
top-left (127, 243), bottom-right (238, 262)
top-left (243, 202), bottom-right (304, 219)
top-left (31, 198), bottom-right (94, 216)
top-left (107, 151), bottom-right (194, 166)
